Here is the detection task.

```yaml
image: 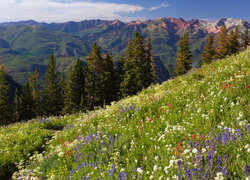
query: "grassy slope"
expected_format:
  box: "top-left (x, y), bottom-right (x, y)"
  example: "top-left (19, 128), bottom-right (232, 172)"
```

top-left (0, 49), bottom-right (249, 179)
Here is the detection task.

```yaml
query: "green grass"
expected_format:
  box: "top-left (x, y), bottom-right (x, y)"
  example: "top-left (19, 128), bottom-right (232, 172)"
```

top-left (0, 49), bottom-right (249, 179)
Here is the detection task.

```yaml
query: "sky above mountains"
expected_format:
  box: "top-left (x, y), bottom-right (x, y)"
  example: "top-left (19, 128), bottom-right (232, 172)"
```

top-left (0, 0), bottom-right (249, 23)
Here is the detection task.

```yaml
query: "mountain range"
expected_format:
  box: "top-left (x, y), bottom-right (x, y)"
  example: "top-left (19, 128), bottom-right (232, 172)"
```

top-left (0, 17), bottom-right (249, 84)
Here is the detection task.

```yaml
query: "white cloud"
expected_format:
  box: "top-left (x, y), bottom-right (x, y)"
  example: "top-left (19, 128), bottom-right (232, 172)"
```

top-left (0, 0), bottom-right (145, 22)
top-left (149, 2), bottom-right (169, 11)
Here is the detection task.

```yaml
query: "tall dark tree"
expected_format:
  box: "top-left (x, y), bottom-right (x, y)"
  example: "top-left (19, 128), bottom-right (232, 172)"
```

top-left (19, 81), bottom-right (35, 120)
top-left (216, 24), bottom-right (229, 59)
top-left (0, 64), bottom-right (12, 125)
top-left (13, 88), bottom-right (20, 122)
top-left (58, 72), bottom-right (66, 112)
top-left (117, 55), bottom-right (125, 98)
top-left (228, 28), bottom-right (240, 55)
top-left (29, 70), bottom-right (41, 116)
top-left (99, 52), bottom-right (118, 106)
top-left (242, 28), bottom-right (249, 50)
top-left (43, 51), bottom-right (61, 115)
top-left (175, 32), bottom-right (192, 75)
top-left (85, 42), bottom-right (103, 110)
top-left (201, 34), bottom-right (215, 64)
top-left (121, 33), bottom-right (155, 97)
top-left (145, 36), bottom-right (156, 86)
top-left (63, 59), bottom-right (85, 114)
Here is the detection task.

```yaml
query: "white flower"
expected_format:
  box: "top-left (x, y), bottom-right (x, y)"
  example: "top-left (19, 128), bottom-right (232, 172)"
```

top-left (215, 172), bottom-right (224, 180)
top-left (150, 175), bottom-right (154, 180)
top-left (183, 149), bottom-right (190, 154)
top-left (155, 156), bottom-right (159, 161)
top-left (120, 168), bottom-right (125, 172)
top-left (153, 165), bottom-right (158, 171)
top-left (202, 148), bottom-right (206, 153)
top-left (192, 148), bottom-right (198, 154)
top-left (137, 168), bottom-right (143, 174)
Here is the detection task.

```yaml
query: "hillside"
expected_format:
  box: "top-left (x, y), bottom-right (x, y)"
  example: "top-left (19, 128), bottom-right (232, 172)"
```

top-left (0, 49), bottom-right (249, 179)
top-left (0, 18), bottom-right (249, 84)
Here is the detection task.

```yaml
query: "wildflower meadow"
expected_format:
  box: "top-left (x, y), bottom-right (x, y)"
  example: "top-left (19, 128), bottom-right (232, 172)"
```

top-left (0, 49), bottom-right (249, 179)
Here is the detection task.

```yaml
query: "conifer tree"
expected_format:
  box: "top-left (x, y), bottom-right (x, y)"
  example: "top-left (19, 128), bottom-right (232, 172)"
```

top-left (0, 64), bottom-right (12, 125)
top-left (175, 32), bottom-right (192, 75)
top-left (29, 70), bottom-right (41, 116)
top-left (43, 51), bottom-right (61, 115)
top-left (99, 52), bottom-right (118, 105)
top-left (117, 55), bottom-right (125, 98)
top-left (242, 28), bottom-right (249, 50)
top-left (85, 42), bottom-right (103, 110)
top-left (19, 81), bottom-right (35, 120)
top-left (145, 36), bottom-right (156, 86)
top-left (58, 72), bottom-right (66, 112)
top-left (63, 59), bottom-right (85, 114)
top-left (201, 34), bottom-right (215, 64)
top-left (228, 28), bottom-right (240, 55)
top-left (216, 24), bottom-right (229, 59)
top-left (13, 88), bottom-right (20, 122)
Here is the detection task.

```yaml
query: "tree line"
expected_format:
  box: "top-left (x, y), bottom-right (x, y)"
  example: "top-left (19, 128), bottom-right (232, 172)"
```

top-left (0, 32), bottom-right (155, 125)
top-left (175, 25), bottom-right (249, 75)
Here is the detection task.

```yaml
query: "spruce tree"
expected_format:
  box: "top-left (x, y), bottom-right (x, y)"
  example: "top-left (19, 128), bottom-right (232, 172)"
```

top-left (43, 51), bottom-right (61, 115)
top-left (19, 81), bottom-right (35, 120)
top-left (175, 32), bottom-right (192, 75)
top-left (117, 55), bottom-right (125, 98)
top-left (242, 28), bottom-right (249, 50)
top-left (85, 42), bottom-right (103, 110)
top-left (99, 52), bottom-right (118, 106)
top-left (29, 70), bottom-right (41, 116)
top-left (13, 88), bottom-right (20, 122)
top-left (63, 59), bottom-right (85, 114)
top-left (201, 34), bottom-right (215, 64)
top-left (0, 64), bottom-right (12, 125)
top-left (216, 24), bottom-right (229, 59)
top-left (58, 72), bottom-right (66, 112)
top-left (228, 28), bottom-right (240, 55)
top-left (145, 36), bottom-right (156, 86)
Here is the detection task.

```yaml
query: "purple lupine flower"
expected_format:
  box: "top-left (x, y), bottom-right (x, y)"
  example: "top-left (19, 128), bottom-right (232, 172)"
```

top-left (236, 129), bottom-right (243, 140)
top-left (186, 169), bottom-right (192, 179)
top-left (245, 164), bottom-right (249, 176)
top-left (217, 156), bottom-right (222, 170)
top-left (216, 133), bottom-right (220, 141)
top-left (247, 125), bottom-right (250, 134)
top-left (222, 167), bottom-right (228, 177)
top-left (229, 133), bottom-right (235, 143)
top-left (178, 171), bottom-right (182, 180)
top-left (177, 160), bottom-right (182, 168)
top-left (118, 172), bottom-right (127, 180)
top-left (198, 168), bottom-right (203, 178)
top-left (221, 133), bottom-right (227, 145)
top-left (225, 128), bottom-right (230, 138)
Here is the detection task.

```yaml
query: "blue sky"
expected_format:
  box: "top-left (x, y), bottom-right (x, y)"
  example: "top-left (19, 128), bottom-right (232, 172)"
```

top-left (0, 0), bottom-right (249, 23)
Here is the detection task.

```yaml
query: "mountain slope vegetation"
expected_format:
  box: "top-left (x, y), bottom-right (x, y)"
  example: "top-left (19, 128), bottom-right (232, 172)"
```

top-left (0, 49), bottom-right (249, 179)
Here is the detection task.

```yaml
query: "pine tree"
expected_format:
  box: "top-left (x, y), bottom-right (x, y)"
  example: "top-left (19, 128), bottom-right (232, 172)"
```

top-left (228, 27), bottom-right (240, 55)
top-left (99, 52), bottom-right (118, 106)
top-left (63, 59), bottom-right (85, 114)
top-left (242, 28), bottom-right (249, 50)
top-left (43, 51), bottom-right (61, 116)
top-left (145, 36), bottom-right (156, 86)
top-left (29, 70), bottom-right (41, 116)
top-left (58, 72), bottom-right (66, 112)
top-left (19, 81), bottom-right (35, 120)
top-left (175, 32), bottom-right (192, 75)
top-left (85, 42), bottom-right (103, 110)
top-left (0, 64), bottom-right (12, 125)
top-left (13, 88), bottom-right (20, 122)
top-left (117, 55), bottom-right (125, 98)
top-left (216, 24), bottom-right (229, 59)
top-left (120, 32), bottom-right (156, 97)
top-left (201, 34), bottom-right (215, 64)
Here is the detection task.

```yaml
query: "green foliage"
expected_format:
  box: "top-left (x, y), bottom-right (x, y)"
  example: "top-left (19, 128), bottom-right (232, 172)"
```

top-left (0, 65), bottom-right (12, 125)
top-left (201, 34), bottom-right (215, 64)
top-left (13, 88), bottom-right (20, 122)
top-left (63, 59), bottom-right (85, 114)
top-left (242, 28), bottom-right (249, 50)
top-left (29, 70), bottom-right (41, 116)
top-left (43, 51), bottom-right (61, 116)
top-left (19, 81), bottom-right (35, 120)
top-left (175, 32), bottom-right (192, 75)
top-left (216, 24), bottom-right (229, 59)
top-left (121, 33), bottom-right (155, 97)
top-left (228, 27), bottom-right (240, 55)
